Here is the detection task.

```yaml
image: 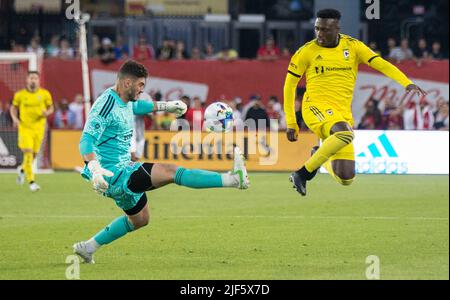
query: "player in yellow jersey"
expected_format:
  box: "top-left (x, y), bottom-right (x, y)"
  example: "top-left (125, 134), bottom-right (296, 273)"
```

top-left (10, 71), bottom-right (54, 192)
top-left (283, 9), bottom-right (426, 196)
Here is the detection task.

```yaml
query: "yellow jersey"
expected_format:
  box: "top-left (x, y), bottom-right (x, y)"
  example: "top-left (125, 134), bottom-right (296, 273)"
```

top-left (285, 34), bottom-right (413, 127)
top-left (12, 88), bottom-right (53, 130)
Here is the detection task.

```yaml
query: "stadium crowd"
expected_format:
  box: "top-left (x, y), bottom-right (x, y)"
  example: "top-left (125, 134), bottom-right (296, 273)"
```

top-left (2, 34), bottom-right (448, 132)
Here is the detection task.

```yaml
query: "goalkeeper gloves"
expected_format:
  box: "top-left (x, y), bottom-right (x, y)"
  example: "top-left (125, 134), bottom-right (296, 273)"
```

top-left (156, 100), bottom-right (188, 118)
top-left (87, 160), bottom-right (114, 194)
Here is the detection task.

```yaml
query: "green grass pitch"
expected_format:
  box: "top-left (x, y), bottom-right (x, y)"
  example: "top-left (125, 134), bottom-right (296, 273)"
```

top-left (0, 172), bottom-right (448, 280)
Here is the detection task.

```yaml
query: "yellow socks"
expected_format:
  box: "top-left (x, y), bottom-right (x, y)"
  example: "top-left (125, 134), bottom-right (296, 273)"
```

top-left (304, 131), bottom-right (354, 172)
top-left (22, 152), bottom-right (35, 183)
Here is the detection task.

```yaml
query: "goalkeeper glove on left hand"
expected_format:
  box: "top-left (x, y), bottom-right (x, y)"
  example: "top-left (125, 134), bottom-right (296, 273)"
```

top-left (87, 160), bottom-right (114, 194)
top-left (156, 100), bottom-right (188, 118)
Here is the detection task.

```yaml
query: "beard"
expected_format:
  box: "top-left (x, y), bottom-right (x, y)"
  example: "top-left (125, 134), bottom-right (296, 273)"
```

top-left (127, 88), bottom-right (137, 102)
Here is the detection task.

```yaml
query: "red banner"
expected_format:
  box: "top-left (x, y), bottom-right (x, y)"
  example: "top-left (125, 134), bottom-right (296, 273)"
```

top-left (1, 58), bottom-right (448, 106)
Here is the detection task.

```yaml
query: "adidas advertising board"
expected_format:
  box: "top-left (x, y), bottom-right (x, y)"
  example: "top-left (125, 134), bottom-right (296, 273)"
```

top-left (322, 130), bottom-right (449, 175)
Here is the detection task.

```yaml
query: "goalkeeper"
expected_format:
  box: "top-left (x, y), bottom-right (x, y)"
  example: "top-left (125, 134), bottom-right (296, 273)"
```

top-left (74, 60), bottom-right (249, 263)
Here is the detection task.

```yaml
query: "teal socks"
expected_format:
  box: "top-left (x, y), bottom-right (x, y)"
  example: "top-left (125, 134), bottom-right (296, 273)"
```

top-left (174, 167), bottom-right (224, 188)
top-left (93, 215), bottom-right (135, 245)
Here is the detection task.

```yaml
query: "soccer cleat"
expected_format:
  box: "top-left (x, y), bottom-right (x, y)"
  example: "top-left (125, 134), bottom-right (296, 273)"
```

top-left (290, 171), bottom-right (307, 196)
top-left (289, 146), bottom-right (320, 196)
top-left (29, 182), bottom-right (40, 192)
top-left (73, 242), bottom-right (95, 264)
top-left (232, 147), bottom-right (249, 189)
top-left (16, 167), bottom-right (25, 185)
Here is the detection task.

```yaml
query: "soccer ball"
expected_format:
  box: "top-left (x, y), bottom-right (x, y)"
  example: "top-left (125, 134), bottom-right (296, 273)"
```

top-left (203, 102), bottom-right (234, 132)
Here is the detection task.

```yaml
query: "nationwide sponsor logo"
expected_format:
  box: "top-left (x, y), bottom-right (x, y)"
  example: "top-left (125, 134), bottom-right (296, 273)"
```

top-left (356, 133), bottom-right (408, 174)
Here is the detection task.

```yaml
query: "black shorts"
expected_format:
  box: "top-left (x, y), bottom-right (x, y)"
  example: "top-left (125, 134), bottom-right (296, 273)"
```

top-left (124, 163), bottom-right (155, 215)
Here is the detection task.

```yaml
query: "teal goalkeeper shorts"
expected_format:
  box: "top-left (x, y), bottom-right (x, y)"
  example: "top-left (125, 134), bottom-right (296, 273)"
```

top-left (81, 161), bottom-right (144, 212)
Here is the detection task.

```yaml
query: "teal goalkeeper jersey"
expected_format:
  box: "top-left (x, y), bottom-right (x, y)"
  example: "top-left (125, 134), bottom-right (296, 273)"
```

top-left (83, 88), bottom-right (134, 172)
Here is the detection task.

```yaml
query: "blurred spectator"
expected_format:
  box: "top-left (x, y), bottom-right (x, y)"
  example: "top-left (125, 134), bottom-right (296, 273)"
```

top-left (383, 107), bottom-right (404, 130)
top-left (204, 43), bottom-right (217, 61)
top-left (414, 38), bottom-right (430, 59)
top-left (57, 38), bottom-right (75, 60)
top-left (46, 35), bottom-right (60, 57)
top-left (385, 37), bottom-right (397, 57)
top-left (113, 36), bottom-right (130, 60)
top-left (433, 99), bottom-right (449, 130)
top-left (54, 99), bottom-right (76, 129)
top-left (245, 97), bottom-right (269, 130)
top-left (430, 42), bottom-right (444, 60)
top-left (266, 96), bottom-right (284, 130)
top-left (27, 37), bottom-right (45, 59)
top-left (69, 94), bottom-right (85, 129)
top-left (133, 36), bottom-right (155, 61)
top-left (228, 97), bottom-right (243, 121)
top-left (91, 35), bottom-right (101, 58)
top-left (403, 99), bottom-right (434, 130)
top-left (257, 36), bottom-right (281, 61)
top-left (97, 37), bottom-right (116, 64)
top-left (369, 41), bottom-right (381, 56)
top-left (157, 39), bottom-right (174, 60)
top-left (185, 96), bottom-right (204, 129)
top-left (281, 48), bottom-right (291, 60)
top-left (216, 46), bottom-right (239, 61)
top-left (174, 41), bottom-right (189, 60)
top-left (190, 47), bottom-right (202, 60)
top-left (10, 40), bottom-right (25, 52)
top-left (358, 98), bottom-right (383, 129)
top-left (388, 38), bottom-right (413, 63)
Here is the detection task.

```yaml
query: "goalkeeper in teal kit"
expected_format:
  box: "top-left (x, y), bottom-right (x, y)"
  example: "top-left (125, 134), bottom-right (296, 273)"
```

top-left (74, 60), bottom-right (249, 263)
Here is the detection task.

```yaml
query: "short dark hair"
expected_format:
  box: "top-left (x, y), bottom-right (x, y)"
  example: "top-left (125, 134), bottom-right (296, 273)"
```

top-left (118, 60), bottom-right (148, 79)
top-left (28, 71), bottom-right (40, 76)
top-left (317, 9), bottom-right (341, 20)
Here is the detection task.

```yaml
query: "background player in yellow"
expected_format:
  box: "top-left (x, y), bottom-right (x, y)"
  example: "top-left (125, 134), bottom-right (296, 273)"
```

top-left (10, 71), bottom-right (54, 192)
top-left (283, 9), bottom-right (427, 196)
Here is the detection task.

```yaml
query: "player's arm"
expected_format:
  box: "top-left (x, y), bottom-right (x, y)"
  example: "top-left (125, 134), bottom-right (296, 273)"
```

top-left (284, 48), bottom-right (307, 142)
top-left (133, 99), bottom-right (187, 117)
top-left (10, 92), bottom-right (21, 128)
top-left (79, 109), bottom-right (114, 194)
top-left (42, 90), bottom-right (54, 117)
top-left (357, 41), bottom-right (427, 97)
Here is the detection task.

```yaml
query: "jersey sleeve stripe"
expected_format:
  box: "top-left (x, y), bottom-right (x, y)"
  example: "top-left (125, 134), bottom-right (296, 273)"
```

top-left (288, 70), bottom-right (301, 78)
top-left (102, 100), bottom-right (115, 117)
top-left (98, 96), bottom-right (113, 117)
top-left (368, 55), bottom-right (380, 63)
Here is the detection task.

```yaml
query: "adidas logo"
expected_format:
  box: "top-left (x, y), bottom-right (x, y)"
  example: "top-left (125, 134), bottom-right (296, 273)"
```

top-left (316, 55), bottom-right (323, 60)
top-left (0, 137), bottom-right (9, 155)
top-left (357, 133), bottom-right (398, 158)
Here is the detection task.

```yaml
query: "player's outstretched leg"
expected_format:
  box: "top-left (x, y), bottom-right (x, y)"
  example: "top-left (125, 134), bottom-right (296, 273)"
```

top-left (151, 146), bottom-right (249, 190)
